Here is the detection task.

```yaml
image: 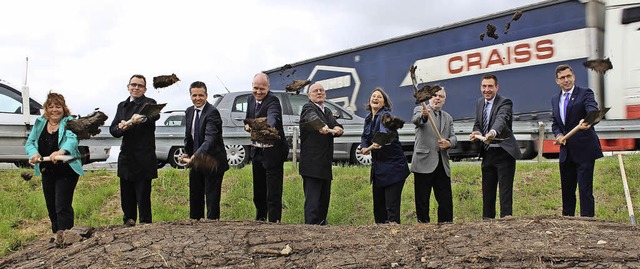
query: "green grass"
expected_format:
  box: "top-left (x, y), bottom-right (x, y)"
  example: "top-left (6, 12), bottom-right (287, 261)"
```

top-left (0, 154), bottom-right (639, 256)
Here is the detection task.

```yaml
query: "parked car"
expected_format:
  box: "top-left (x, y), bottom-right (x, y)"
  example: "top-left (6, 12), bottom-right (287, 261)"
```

top-left (0, 79), bottom-right (109, 166)
top-left (155, 91), bottom-right (372, 168)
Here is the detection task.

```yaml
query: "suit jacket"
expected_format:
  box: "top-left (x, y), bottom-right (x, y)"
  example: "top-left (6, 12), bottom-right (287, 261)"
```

top-left (551, 85), bottom-right (603, 162)
top-left (245, 91), bottom-right (289, 167)
top-left (184, 102), bottom-right (230, 173)
top-left (361, 107), bottom-right (410, 187)
top-left (109, 95), bottom-right (159, 180)
top-left (410, 104), bottom-right (458, 176)
top-left (299, 101), bottom-right (343, 180)
top-left (473, 94), bottom-right (521, 160)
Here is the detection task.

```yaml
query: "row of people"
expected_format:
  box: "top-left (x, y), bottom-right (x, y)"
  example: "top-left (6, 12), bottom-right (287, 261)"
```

top-left (24, 63), bottom-right (602, 235)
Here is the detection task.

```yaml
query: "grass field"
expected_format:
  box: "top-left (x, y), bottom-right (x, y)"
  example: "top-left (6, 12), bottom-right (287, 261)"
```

top-left (0, 154), bottom-right (638, 256)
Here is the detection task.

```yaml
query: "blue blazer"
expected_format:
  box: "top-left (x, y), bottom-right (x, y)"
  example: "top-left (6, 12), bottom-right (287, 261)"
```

top-left (185, 102), bottom-right (230, 172)
top-left (551, 86), bottom-right (603, 162)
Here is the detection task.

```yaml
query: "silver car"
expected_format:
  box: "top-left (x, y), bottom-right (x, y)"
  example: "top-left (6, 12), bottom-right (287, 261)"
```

top-left (156, 91), bottom-right (372, 168)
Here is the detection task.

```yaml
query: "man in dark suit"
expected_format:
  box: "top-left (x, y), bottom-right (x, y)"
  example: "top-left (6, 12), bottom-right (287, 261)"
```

top-left (551, 64), bottom-right (603, 217)
top-left (299, 83), bottom-right (344, 225)
top-left (181, 81), bottom-right (230, 220)
top-left (470, 73), bottom-right (521, 219)
top-left (109, 74), bottom-right (159, 225)
top-left (410, 87), bottom-right (457, 223)
top-left (245, 73), bottom-right (289, 222)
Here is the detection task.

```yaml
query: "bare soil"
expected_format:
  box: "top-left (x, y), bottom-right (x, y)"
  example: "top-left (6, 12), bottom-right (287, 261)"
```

top-left (1, 215), bottom-right (639, 268)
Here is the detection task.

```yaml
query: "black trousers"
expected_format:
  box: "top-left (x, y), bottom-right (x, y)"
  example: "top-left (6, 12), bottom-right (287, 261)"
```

top-left (42, 173), bottom-right (79, 233)
top-left (252, 155), bottom-right (284, 222)
top-left (120, 177), bottom-right (152, 224)
top-left (189, 168), bottom-right (225, 220)
top-left (414, 160), bottom-right (453, 223)
top-left (302, 176), bottom-right (331, 225)
top-left (481, 147), bottom-right (516, 219)
top-left (560, 158), bottom-right (595, 217)
top-left (372, 180), bottom-right (405, 224)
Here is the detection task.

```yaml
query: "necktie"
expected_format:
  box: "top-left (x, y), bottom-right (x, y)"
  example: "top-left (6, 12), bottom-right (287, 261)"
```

top-left (255, 101), bottom-right (261, 112)
top-left (193, 109), bottom-right (201, 151)
top-left (482, 102), bottom-right (490, 135)
top-left (435, 110), bottom-right (441, 130)
top-left (481, 102), bottom-right (490, 150)
top-left (562, 92), bottom-right (570, 124)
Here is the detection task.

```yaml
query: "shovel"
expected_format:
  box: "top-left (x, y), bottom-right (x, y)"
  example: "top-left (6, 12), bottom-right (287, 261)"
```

top-left (557, 107), bottom-right (610, 145)
top-left (409, 65), bottom-right (442, 140)
top-left (125, 103), bottom-right (167, 125)
top-left (362, 132), bottom-right (396, 154)
top-left (36, 155), bottom-right (78, 163)
top-left (302, 118), bottom-right (337, 134)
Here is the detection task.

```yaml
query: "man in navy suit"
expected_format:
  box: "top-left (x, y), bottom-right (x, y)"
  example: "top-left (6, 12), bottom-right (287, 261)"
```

top-left (245, 73), bottom-right (289, 222)
top-left (470, 74), bottom-right (521, 219)
top-left (551, 64), bottom-right (603, 217)
top-left (182, 81), bottom-right (229, 220)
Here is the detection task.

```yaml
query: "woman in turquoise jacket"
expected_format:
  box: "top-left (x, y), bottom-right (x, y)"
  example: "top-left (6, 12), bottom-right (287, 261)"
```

top-left (24, 92), bottom-right (84, 234)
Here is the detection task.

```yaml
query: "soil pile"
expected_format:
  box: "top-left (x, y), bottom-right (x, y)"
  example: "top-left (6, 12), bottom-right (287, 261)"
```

top-left (1, 215), bottom-right (639, 268)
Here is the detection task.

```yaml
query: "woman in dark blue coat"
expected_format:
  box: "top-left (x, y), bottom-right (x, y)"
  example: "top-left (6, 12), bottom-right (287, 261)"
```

top-left (360, 87), bottom-right (410, 224)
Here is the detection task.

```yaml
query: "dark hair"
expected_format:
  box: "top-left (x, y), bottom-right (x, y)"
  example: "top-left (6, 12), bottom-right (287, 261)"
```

top-left (129, 74), bottom-right (146, 86)
top-left (481, 74), bottom-right (498, 86)
top-left (43, 91), bottom-right (71, 119)
top-left (189, 81), bottom-right (208, 94)
top-left (365, 87), bottom-right (393, 112)
top-left (555, 64), bottom-right (573, 77)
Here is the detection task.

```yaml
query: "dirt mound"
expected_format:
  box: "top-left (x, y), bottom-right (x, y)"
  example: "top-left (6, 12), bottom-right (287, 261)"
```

top-left (1, 216), bottom-right (639, 268)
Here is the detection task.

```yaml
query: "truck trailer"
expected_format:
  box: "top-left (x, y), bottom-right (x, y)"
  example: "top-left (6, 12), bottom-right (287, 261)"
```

top-left (264, 0), bottom-right (640, 159)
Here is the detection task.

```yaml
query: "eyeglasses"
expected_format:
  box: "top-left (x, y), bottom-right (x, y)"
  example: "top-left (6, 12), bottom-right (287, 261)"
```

top-left (434, 94), bottom-right (446, 99)
top-left (557, 74), bottom-right (573, 81)
top-left (128, 83), bottom-right (146, 88)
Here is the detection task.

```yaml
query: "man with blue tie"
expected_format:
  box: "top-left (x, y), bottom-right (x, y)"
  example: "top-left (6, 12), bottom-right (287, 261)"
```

top-left (182, 81), bottom-right (229, 220)
top-left (551, 64), bottom-right (603, 217)
top-left (470, 74), bottom-right (521, 219)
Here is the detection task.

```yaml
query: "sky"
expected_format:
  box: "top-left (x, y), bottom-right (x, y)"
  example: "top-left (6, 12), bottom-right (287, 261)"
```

top-left (0, 0), bottom-right (542, 119)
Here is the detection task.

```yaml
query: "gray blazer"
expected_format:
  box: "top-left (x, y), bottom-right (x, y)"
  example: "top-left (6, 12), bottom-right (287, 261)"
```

top-left (410, 104), bottom-right (458, 176)
top-left (473, 94), bottom-right (521, 160)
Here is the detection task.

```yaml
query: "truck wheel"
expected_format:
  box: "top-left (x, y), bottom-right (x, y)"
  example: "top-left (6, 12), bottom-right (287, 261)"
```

top-left (169, 146), bottom-right (187, 169)
top-left (350, 144), bottom-right (372, 166)
top-left (226, 144), bottom-right (248, 168)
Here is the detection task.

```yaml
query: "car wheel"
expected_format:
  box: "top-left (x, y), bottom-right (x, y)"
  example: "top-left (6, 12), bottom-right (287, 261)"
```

top-left (168, 147), bottom-right (187, 169)
top-left (350, 144), bottom-right (372, 166)
top-left (226, 144), bottom-right (248, 168)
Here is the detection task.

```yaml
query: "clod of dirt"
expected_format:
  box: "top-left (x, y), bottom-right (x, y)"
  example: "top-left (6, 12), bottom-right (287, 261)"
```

top-left (583, 58), bottom-right (613, 74)
top-left (381, 114), bottom-right (405, 131)
top-left (67, 111), bottom-right (109, 140)
top-left (480, 33), bottom-right (485, 41)
top-left (512, 10), bottom-right (523, 21)
top-left (504, 21), bottom-right (512, 34)
top-left (152, 73), bottom-right (180, 89)
top-left (21, 172), bottom-right (33, 181)
top-left (188, 153), bottom-right (219, 172)
top-left (244, 117), bottom-right (280, 145)
top-left (486, 24), bottom-right (499, 39)
top-left (414, 85), bottom-right (442, 104)
top-left (285, 80), bottom-right (311, 95)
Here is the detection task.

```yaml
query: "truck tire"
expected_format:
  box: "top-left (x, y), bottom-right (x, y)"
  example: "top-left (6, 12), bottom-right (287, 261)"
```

top-left (350, 144), bottom-right (372, 166)
top-left (226, 144), bottom-right (248, 168)
top-left (168, 146), bottom-right (187, 169)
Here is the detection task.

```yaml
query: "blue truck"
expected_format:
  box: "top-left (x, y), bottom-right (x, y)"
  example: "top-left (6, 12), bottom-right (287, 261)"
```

top-left (264, 0), bottom-right (640, 159)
